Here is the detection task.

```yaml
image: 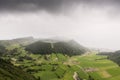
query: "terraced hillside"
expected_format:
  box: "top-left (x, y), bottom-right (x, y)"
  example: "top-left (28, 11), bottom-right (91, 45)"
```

top-left (2, 50), bottom-right (120, 80)
top-left (2, 52), bottom-right (81, 80)
top-left (0, 37), bottom-right (119, 80)
top-left (0, 58), bottom-right (36, 80)
top-left (74, 52), bottom-right (120, 80)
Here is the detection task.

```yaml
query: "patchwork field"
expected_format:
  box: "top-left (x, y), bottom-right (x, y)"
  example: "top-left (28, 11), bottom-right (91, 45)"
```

top-left (74, 52), bottom-right (120, 80)
top-left (2, 52), bottom-right (120, 80)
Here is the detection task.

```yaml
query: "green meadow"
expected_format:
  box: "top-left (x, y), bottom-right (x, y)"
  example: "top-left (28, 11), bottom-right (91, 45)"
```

top-left (2, 52), bottom-right (120, 80)
top-left (74, 53), bottom-right (120, 80)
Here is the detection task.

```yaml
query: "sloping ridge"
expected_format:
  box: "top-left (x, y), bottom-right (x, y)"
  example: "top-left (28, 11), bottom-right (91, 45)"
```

top-left (0, 37), bottom-right (35, 54)
top-left (0, 58), bottom-right (36, 80)
top-left (26, 39), bottom-right (88, 56)
top-left (108, 50), bottom-right (120, 65)
top-left (0, 37), bottom-right (35, 47)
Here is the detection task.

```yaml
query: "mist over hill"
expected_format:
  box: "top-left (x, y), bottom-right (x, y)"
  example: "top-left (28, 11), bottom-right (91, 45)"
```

top-left (26, 38), bottom-right (88, 56)
top-left (0, 37), bottom-right (88, 56)
top-left (1, 37), bottom-right (120, 80)
top-left (0, 37), bottom-right (35, 54)
top-left (0, 37), bottom-right (35, 47)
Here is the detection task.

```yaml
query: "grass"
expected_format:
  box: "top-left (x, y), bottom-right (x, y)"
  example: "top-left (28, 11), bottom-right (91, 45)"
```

top-left (74, 53), bottom-right (120, 80)
top-left (2, 52), bottom-right (120, 80)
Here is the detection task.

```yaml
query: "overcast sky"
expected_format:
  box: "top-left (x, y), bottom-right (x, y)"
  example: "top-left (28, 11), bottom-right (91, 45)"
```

top-left (0, 0), bottom-right (120, 50)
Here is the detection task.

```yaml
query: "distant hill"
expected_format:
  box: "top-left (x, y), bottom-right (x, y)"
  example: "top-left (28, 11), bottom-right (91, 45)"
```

top-left (0, 37), bottom-right (88, 56)
top-left (0, 37), bottom-right (35, 54)
top-left (0, 58), bottom-right (36, 80)
top-left (0, 45), bottom-right (6, 54)
top-left (26, 39), bottom-right (88, 56)
top-left (108, 50), bottom-right (120, 65)
top-left (0, 37), bottom-right (35, 47)
top-left (99, 50), bottom-right (120, 66)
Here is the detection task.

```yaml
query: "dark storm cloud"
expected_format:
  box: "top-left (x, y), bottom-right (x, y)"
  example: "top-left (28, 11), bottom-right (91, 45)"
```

top-left (0, 0), bottom-right (120, 13)
top-left (0, 0), bottom-right (72, 13)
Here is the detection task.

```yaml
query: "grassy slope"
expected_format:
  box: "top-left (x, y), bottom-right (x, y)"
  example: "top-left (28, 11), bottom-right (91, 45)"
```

top-left (2, 51), bottom-right (120, 80)
top-left (0, 59), bottom-right (36, 80)
top-left (74, 52), bottom-right (120, 80)
top-left (18, 53), bottom-right (75, 80)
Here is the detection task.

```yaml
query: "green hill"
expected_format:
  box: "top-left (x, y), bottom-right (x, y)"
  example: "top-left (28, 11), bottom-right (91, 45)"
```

top-left (99, 50), bottom-right (120, 66)
top-left (1, 37), bottom-right (120, 80)
top-left (0, 37), bottom-right (87, 56)
top-left (0, 58), bottom-right (36, 80)
top-left (107, 50), bottom-right (120, 66)
top-left (26, 40), bottom-right (87, 56)
top-left (2, 49), bottom-right (120, 80)
top-left (0, 37), bottom-right (34, 47)
top-left (0, 37), bottom-right (35, 54)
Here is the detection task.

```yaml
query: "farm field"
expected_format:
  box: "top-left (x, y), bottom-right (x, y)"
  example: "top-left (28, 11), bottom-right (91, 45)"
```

top-left (75, 53), bottom-right (120, 80)
top-left (2, 52), bottom-right (120, 80)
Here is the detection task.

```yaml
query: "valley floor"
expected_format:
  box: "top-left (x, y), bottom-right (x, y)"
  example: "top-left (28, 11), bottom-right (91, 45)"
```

top-left (2, 52), bottom-right (120, 80)
top-left (74, 52), bottom-right (120, 80)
